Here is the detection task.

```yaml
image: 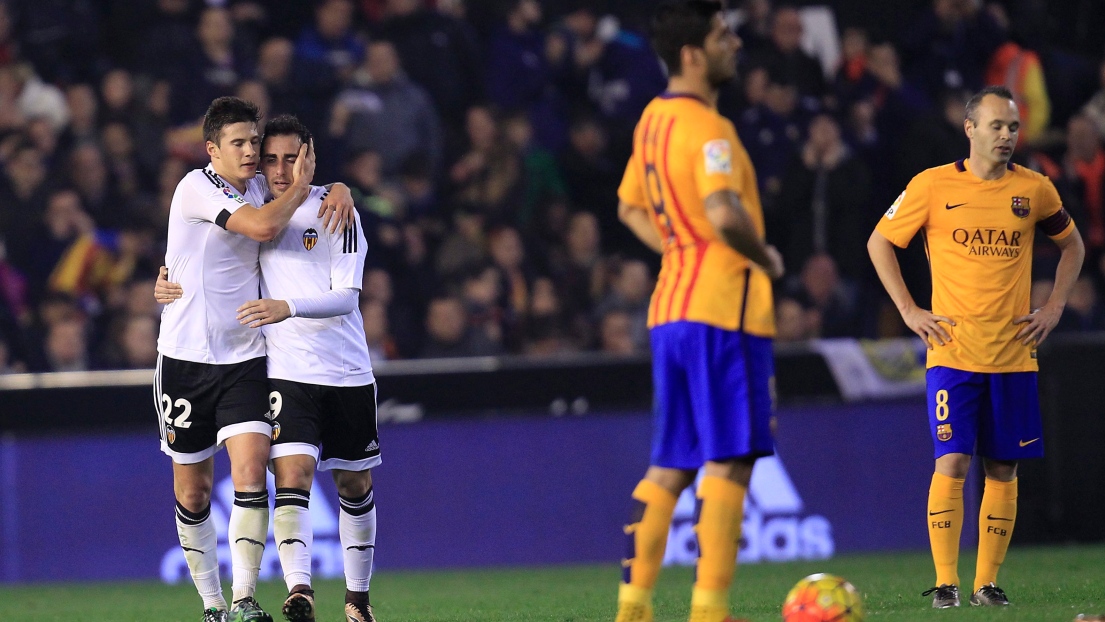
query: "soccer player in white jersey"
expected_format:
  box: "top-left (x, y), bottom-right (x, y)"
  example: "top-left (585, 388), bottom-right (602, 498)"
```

top-left (156, 97), bottom-right (354, 622)
top-left (159, 115), bottom-right (380, 622)
top-left (240, 115), bottom-right (379, 622)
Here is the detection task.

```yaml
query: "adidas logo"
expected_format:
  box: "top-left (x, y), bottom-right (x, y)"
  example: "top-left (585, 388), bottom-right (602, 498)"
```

top-left (365, 440), bottom-right (379, 452)
top-left (664, 455), bottom-right (835, 565)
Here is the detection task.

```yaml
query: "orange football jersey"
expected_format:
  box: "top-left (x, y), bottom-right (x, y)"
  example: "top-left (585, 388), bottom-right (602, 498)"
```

top-left (618, 93), bottom-right (774, 337)
top-left (876, 159), bottom-right (1075, 372)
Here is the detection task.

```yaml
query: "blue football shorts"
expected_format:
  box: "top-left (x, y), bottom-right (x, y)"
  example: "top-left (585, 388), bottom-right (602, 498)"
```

top-left (649, 321), bottom-right (775, 469)
top-left (926, 366), bottom-right (1044, 461)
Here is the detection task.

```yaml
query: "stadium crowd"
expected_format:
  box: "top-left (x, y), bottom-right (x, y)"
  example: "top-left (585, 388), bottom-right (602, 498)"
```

top-left (1, 0), bottom-right (1104, 373)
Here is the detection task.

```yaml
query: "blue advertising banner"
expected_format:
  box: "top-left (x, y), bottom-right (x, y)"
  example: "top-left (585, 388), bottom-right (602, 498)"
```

top-left (0, 400), bottom-right (948, 584)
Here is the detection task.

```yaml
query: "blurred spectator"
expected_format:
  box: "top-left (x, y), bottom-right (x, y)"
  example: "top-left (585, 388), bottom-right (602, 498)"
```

top-left (898, 0), bottom-right (1006, 98)
top-left (0, 142), bottom-right (49, 267)
top-left (0, 336), bottom-right (26, 374)
top-left (552, 211), bottom-right (607, 341)
top-left (523, 276), bottom-right (575, 356)
top-left (116, 314), bottom-right (160, 369)
top-left (594, 258), bottom-right (651, 352)
top-left (503, 112), bottom-right (566, 231)
top-left (738, 77), bottom-right (806, 200)
top-left (735, 0), bottom-right (774, 57)
top-left (420, 294), bottom-right (501, 358)
top-left (450, 106), bottom-right (524, 217)
top-left (487, 225), bottom-right (533, 321)
top-left (99, 69), bottom-right (140, 126)
top-left (331, 40), bottom-right (442, 178)
top-left (0, 237), bottom-right (29, 327)
top-left (985, 40), bottom-right (1050, 144)
top-left (774, 296), bottom-right (815, 342)
top-left (12, 0), bottom-right (100, 83)
top-left (0, 1), bottom-right (15, 66)
top-left (546, 4), bottom-right (664, 152)
top-left (24, 189), bottom-right (114, 305)
top-left (598, 308), bottom-right (637, 355)
top-left (59, 83), bottom-right (98, 151)
top-left (68, 143), bottom-right (130, 229)
top-left (136, 0), bottom-right (195, 82)
top-left (1036, 115), bottom-right (1105, 263)
top-left (236, 80), bottom-right (271, 122)
top-left (1082, 60), bottom-right (1105, 141)
top-left (1037, 277), bottom-right (1105, 333)
top-left (1, 63), bottom-right (69, 131)
top-left (436, 204), bottom-right (487, 278)
top-left (747, 7), bottom-right (826, 101)
top-left (172, 7), bottom-right (253, 123)
top-left (559, 114), bottom-right (628, 249)
top-left (361, 298), bottom-right (398, 361)
top-left (377, 0), bottom-right (484, 132)
top-left (782, 254), bottom-right (861, 338)
top-left (896, 89), bottom-right (970, 190)
top-left (460, 263), bottom-right (506, 349)
top-left (772, 113), bottom-right (873, 281)
top-left (296, 0), bottom-right (364, 85)
top-left (487, 0), bottom-right (546, 113)
top-left (43, 317), bottom-right (90, 372)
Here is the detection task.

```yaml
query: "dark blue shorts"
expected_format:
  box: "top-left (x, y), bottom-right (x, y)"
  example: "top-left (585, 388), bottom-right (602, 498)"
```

top-left (649, 322), bottom-right (775, 469)
top-left (926, 366), bottom-right (1043, 461)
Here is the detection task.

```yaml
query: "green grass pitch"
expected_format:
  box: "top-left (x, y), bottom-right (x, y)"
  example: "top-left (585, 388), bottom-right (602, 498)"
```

top-left (7, 545), bottom-right (1104, 621)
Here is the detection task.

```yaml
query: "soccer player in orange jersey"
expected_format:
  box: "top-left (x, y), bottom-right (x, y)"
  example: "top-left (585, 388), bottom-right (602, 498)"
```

top-left (613, 3), bottom-right (784, 622)
top-left (868, 85), bottom-right (1085, 609)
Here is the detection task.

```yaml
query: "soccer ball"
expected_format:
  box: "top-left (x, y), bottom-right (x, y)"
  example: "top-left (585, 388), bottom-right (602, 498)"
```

top-left (782, 573), bottom-right (864, 622)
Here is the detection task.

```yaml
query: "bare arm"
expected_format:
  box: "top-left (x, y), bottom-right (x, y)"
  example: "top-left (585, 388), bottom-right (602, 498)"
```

top-left (226, 141), bottom-right (315, 242)
top-left (867, 229), bottom-right (954, 348)
top-left (703, 190), bottom-right (784, 279)
top-left (617, 201), bottom-right (663, 254)
top-left (1014, 226), bottom-right (1085, 345)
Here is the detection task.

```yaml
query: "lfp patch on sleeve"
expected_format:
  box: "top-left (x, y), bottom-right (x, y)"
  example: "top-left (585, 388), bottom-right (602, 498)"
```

top-left (703, 139), bottom-right (732, 175)
top-left (885, 190), bottom-right (905, 219)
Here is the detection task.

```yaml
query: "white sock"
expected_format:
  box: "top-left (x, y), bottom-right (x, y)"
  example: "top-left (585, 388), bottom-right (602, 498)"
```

top-left (339, 487), bottom-right (376, 593)
top-left (176, 503), bottom-right (227, 611)
top-left (229, 490), bottom-right (269, 603)
top-left (274, 487), bottom-right (313, 591)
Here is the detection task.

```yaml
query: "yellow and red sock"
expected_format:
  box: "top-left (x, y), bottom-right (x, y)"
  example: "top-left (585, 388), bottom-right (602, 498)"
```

top-left (975, 478), bottom-right (1017, 591)
top-left (620, 480), bottom-right (677, 605)
top-left (691, 475), bottom-right (747, 611)
top-left (928, 473), bottom-right (965, 587)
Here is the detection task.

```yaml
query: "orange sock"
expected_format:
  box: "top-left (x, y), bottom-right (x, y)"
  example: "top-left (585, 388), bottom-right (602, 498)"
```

top-left (692, 476), bottom-right (746, 598)
top-left (974, 478), bottom-right (1017, 591)
top-left (928, 473), bottom-right (965, 587)
top-left (620, 479), bottom-right (677, 602)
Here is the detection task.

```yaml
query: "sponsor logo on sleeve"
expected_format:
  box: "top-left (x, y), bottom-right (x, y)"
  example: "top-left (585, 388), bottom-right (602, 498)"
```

top-left (221, 187), bottom-right (246, 204)
top-left (885, 190), bottom-right (905, 219)
top-left (703, 139), bottom-right (732, 175)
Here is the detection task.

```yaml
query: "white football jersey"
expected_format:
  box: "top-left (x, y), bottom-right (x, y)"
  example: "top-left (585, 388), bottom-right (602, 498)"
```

top-left (159, 166), bottom-right (270, 364)
top-left (260, 186), bottom-right (373, 387)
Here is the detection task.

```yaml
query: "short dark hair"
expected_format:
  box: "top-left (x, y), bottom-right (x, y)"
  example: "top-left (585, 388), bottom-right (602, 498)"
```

top-left (964, 86), bottom-right (1015, 124)
top-left (261, 114), bottom-right (312, 151)
top-left (650, 0), bottom-right (723, 76)
top-left (202, 96), bottom-right (261, 146)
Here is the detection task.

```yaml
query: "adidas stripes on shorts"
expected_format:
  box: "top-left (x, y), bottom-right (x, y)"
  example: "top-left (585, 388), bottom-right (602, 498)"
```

top-left (268, 379), bottom-right (381, 472)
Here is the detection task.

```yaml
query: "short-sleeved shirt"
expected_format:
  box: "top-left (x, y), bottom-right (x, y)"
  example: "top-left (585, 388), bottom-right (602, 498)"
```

top-left (158, 166), bottom-right (269, 364)
top-left (875, 159), bottom-right (1075, 373)
top-left (259, 187), bottom-right (372, 387)
top-left (618, 92), bottom-right (774, 336)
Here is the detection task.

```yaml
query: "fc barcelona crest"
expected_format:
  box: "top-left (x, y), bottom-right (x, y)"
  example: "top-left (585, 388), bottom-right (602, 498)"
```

top-left (937, 424), bottom-right (953, 442)
top-left (303, 228), bottom-right (318, 250)
top-left (1011, 196), bottom-right (1030, 219)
